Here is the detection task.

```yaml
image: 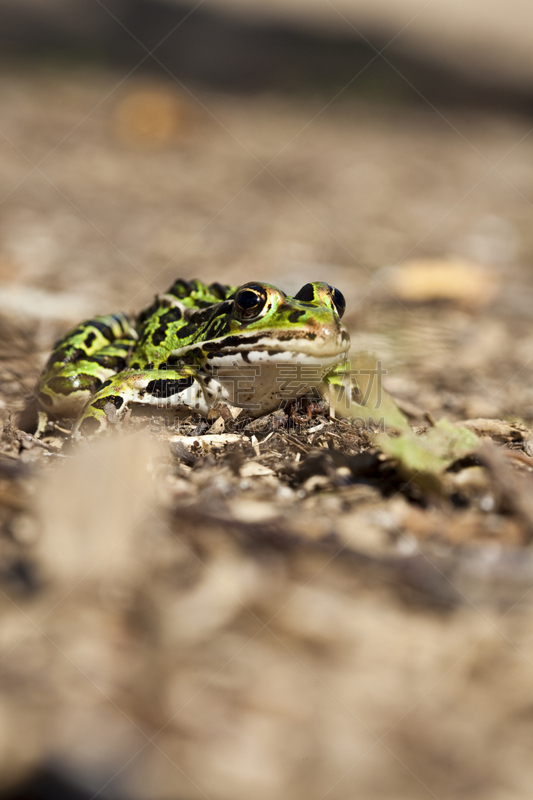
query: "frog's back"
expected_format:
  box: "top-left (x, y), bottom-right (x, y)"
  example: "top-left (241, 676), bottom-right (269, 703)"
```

top-left (131, 279), bottom-right (238, 368)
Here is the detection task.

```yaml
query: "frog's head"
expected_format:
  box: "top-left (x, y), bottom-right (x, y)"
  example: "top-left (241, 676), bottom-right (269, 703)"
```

top-left (170, 281), bottom-right (350, 415)
top-left (228, 280), bottom-right (348, 360)
top-left (175, 281), bottom-right (349, 367)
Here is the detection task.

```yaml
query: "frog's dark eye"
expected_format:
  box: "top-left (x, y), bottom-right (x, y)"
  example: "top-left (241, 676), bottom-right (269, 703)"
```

top-left (234, 284), bottom-right (268, 320)
top-left (294, 283), bottom-right (315, 303)
top-left (330, 286), bottom-right (346, 318)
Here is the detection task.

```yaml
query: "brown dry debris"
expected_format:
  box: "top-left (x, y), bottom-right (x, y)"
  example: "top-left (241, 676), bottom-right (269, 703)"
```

top-left (1, 401), bottom-right (533, 799)
top-left (0, 425), bottom-right (533, 800)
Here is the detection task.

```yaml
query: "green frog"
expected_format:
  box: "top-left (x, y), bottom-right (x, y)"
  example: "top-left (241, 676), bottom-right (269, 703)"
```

top-left (37, 278), bottom-right (349, 438)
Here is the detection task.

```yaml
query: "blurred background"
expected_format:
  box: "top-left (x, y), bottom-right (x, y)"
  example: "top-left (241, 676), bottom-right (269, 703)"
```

top-left (2, 0), bottom-right (533, 422)
top-left (3, 2), bottom-right (533, 799)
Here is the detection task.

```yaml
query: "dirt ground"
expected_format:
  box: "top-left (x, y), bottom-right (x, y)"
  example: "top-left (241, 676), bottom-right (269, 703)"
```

top-left (2, 62), bottom-right (533, 799)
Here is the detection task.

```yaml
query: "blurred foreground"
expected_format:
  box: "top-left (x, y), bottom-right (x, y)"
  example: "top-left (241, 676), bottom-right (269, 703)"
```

top-left (1, 421), bottom-right (533, 800)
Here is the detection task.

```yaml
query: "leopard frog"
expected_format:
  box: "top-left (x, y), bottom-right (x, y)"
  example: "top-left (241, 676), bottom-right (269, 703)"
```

top-left (37, 278), bottom-right (350, 437)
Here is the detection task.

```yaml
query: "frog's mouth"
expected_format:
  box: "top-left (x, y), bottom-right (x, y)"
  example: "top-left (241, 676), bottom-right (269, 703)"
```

top-left (201, 326), bottom-right (350, 364)
top-left (205, 347), bottom-right (347, 372)
top-left (169, 327), bottom-right (350, 379)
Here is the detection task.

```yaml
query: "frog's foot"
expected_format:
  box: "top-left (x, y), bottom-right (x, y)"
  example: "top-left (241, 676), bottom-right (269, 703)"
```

top-left (322, 361), bottom-right (351, 399)
top-left (73, 367), bottom-right (218, 439)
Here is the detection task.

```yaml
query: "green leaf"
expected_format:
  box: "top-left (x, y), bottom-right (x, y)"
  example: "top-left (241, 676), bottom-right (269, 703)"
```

top-left (375, 419), bottom-right (480, 496)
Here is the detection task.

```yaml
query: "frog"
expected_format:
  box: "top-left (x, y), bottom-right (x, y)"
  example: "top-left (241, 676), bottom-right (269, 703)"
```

top-left (36, 278), bottom-right (350, 438)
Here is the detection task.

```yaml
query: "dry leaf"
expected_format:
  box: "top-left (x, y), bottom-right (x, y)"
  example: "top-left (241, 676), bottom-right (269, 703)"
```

top-left (387, 258), bottom-right (498, 308)
top-left (114, 88), bottom-right (189, 147)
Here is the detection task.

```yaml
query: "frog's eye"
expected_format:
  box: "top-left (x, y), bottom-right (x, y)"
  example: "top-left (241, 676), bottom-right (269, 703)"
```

top-left (234, 284), bottom-right (268, 320)
top-left (330, 286), bottom-right (346, 318)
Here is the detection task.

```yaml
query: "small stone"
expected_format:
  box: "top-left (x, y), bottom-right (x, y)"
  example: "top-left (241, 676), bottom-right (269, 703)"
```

top-left (239, 462), bottom-right (275, 478)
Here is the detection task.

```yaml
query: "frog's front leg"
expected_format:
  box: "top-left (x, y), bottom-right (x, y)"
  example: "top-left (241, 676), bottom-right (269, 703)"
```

top-left (322, 359), bottom-right (361, 414)
top-left (323, 358), bottom-right (408, 429)
top-left (73, 367), bottom-right (220, 438)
